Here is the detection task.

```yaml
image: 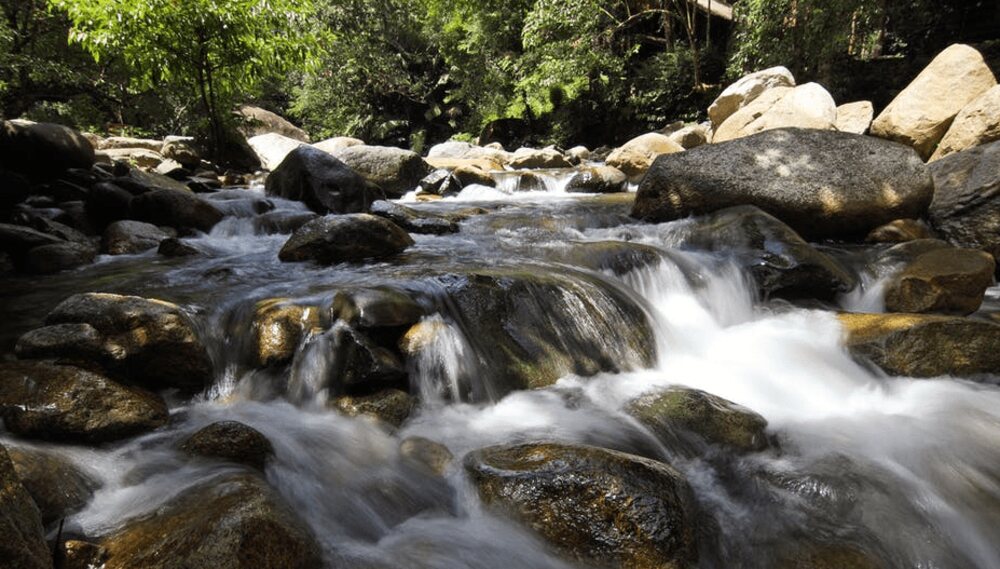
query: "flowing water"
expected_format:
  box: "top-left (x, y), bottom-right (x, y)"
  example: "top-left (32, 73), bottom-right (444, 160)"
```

top-left (2, 180), bottom-right (1000, 568)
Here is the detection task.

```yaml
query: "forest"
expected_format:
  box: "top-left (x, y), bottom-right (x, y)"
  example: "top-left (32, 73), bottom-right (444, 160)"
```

top-left (3, 0), bottom-right (998, 155)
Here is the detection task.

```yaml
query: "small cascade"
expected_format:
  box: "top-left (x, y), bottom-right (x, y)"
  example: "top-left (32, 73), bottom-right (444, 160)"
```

top-left (490, 169), bottom-right (579, 194)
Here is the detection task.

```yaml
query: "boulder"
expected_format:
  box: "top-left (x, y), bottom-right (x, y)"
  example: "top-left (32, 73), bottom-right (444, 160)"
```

top-left (0, 222), bottom-right (64, 256)
top-left (708, 66), bottom-right (796, 128)
top-left (838, 312), bottom-right (1000, 378)
top-left (100, 473), bottom-right (323, 569)
top-left (8, 446), bottom-right (98, 525)
top-left (0, 121), bottom-right (96, 179)
top-left (632, 128), bottom-right (934, 240)
top-left (331, 287), bottom-right (424, 330)
top-left (99, 137), bottom-right (164, 152)
top-left (551, 241), bottom-right (666, 276)
top-left (465, 442), bottom-right (698, 569)
top-left (0, 361), bottom-right (168, 443)
top-left (865, 219), bottom-right (935, 243)
top-left (712, 86), bottom-right (792, 143)
top-left (179, 421), bottom-right (275, 471)
top-left (59, 540), bottom-right (108, 569)
top-left (103, 220), bottom-right (172, 255)
top-left (871, 44), bottom-right (997, 159)
top-left (928, 140), bottom-right (1000, 258)
top-left (930, 85), bottom-right (1000, 161)
top-left (252, 298), bottom-right (321, 367)
top-left (312, 136), bottom-right (364, 155)
top-left (677, 206), bottom-right (856, 299)
top-left (508, 147), bottom-right (571, 170)
top-left (606, 133), bottom-right (684, 180)
top-left (452, 164), bottom-right (495, 187)
top-left (369, 200), bottom-right (459, 234)
top-left (86, 182), bottom-right (133, 228)
top-left (24, 242), bottom-right (97, 274)
top-left (45, 292), bottom-right (214, 392)
top-left (0, 445), bottom-right (51, 569)
top-left (247, 132), bottom-right (308, 171)
top-left (714, 83), bottom-right (836, 142)
top-left (237, 105), bottom-right (310, 142)
top-left (667, 124), bottom-right (710, 149)
top-left (427, 140), bottom-right (475, 158)
top-left (130, 188), bottom-right (224, 232)
top-left (626, 387), bottom-right (770, 453)
top-left (278, 213), bottom-right (413, 264)
top-left (157, 237), bottom-right (202, 257)
top-left (331, 389), bottom-right (414, 427)
top-left (400, 437), bottom-right (453, 475)
top-left (332, 145), bottom-right (431, 197)
top-left (265, 145), bottom-right (383, 214)
top-left (835, 101), bottom-right (875, 134)
top-left (425, 156), bottom-right (503, 173)
top-left (161, 137), bottom-right (200, 167)
top-left (463, 145), bottom-right (512, 166)
top-left (114, 168), bottom-right (192, 194)
top-left (565, 165), bottom-right (628, 194)
top-left (565, 145), bottom-right (591, 162)
top-left (883, 247), bottom-right (995, 315)
top-left (288, 324), bottom-right (405, 400)
top-left (101, 148), bottom-right (165, 169)
top-left (16, 322), bottom-right (105, 362)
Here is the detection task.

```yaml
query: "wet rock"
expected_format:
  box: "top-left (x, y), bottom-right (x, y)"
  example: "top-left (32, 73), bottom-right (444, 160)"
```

top-left (332, 389), bottom-right (414, 427)
top-left (114, 168), bottom-right (193, 194)
top-left (871, 44), bottom-right (996, 159)
top-left (15, 322), bottom-right (104, 362)
top-left (325, 325), bottom-right (406, 388)
top-left (0, 445), bottom-right (51, 569)
top-left (332, 145), bottom-right (431, 197)
top-left (883, 247), bottom-right (995, 315)
top-left (25, 241), bottom-right (97, 274)
top-left (714, 83), bottom-right (837, 142)
top-left (452, 164), bottom-right (495, 188)
top-left (253, 211), bottom-right (319, 234)
top-left (100, 473), bottom-right (323, 569)
top-left (400, 436), bottom-right (453, 475)
top-left (19, 215), bottom-right (91, 245)
top-left (776, 543), bottom-right (884, 569)
top-left (278, 213), bottom-right (413, 265)
top-left (313, 136), bottom-right (364, 155)
top-left (252, 299), bottom-right (321, 367)
top-left (332, 287), bottom-right (424, 330)
top-left (865, 219), bottom-right (935, 243)
top-left (418, 169), bottom-right (463, 197)
top-left (59, 540), bottom-right (108, 569)
top-left (0, 120), bottom-right (95, 180)
top-left (0, 361), bottom-right (168, 443)
top-left (466, 442), bottom-right (698, 569)
top-left (633, 128), bottom-right (934, 240)
top-left (565, 145), bottom-right (591, 163)
top-left (237, 105), bottom-right (310, 142)
top-left (130, 188), bottom-right (225, 232)
top-left (8, 446), bottom-right (98, 525)
top-left (835, 101), bottom-right (875, 134)
top-left (838, 312), bottom-right (1000, 378)
top-left (708, 66), bottom-right (796, 128)
top-left (85, 182), bottom-right (133, 228)
top-left (45, 292), bottom-right (213, 392)
top-left (626, 387), bottom-right (770, 453)
top-left (606, 132), bottom-right (684, 181)
top-left (553, 241), bottom-right (665, 276)
top-left (509, 147), bottom-right (571, 170)
top-left (103, 220), bottom-right (172, 255)
top-left (179, 421), bottom-right (275, 471)
top-left (928, 139), bottom-right (1000, 258)
top-left (247, 132), bottom-right (307, 171)
top-left (565, 165), bottom-right (628, 194)
top-left (678, 206), bottom-right (856, 300)
top-left (0, 222), bottom-right (64, 256)
top-left (101, 148), bottom-right (165, 169)
top-left (157, 237), bottom-right (201, 257)
top-left (265, 145), bottom-right (382, 214)
top-left (369, 200), bottom-right (459, 234)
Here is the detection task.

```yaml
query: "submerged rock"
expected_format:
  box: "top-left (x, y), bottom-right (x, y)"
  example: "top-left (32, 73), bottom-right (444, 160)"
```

top-left (278, 213), bottom-right (413, 265)
top-left (632, 128), bottom-right (934, 240)
top-left (331, 286), bottom-right (424, 330)
top-left (0, 445), bottom-right (51, 569)
top-left (369, 200), bottom-right (459, 234)
top-left (180, 421), bottom-right (275, 471)
top-left (883, 247), bottom-right (995, 315)
top-left (400, 436), bottom-right (453, 475)
top-left (265, 145), bottom-right (383, 214)
top-left (0, 361), bottom-right (168, 443)
top-left (8, 446), bottom-right (98, 525)
top-left (465, 442), bottom-right (698, 569)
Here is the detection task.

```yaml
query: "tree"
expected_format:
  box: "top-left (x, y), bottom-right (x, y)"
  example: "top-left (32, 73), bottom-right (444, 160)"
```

top-left (52, 0), bottom-right (320, 154)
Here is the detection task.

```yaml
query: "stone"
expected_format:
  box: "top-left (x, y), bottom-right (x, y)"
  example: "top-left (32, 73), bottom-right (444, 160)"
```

top-left (59, 540), bottom-right (108, 569)
top-left (0, 121), bottom-right (96, 180)
top-left (237, 105), bottom-right (310, 142)
top-left (25, 241), bottom-right (97, 274)
top-left (0, 445), bottom-right (51, 569)
top-left (928, 140), bottom-right (1000, 258)
top-left (101, 148), bottom-right (165, 169)
top-left (426, 156), bottom-right (503, 174)
top-left (452, 164), bottom-right (495, 188)
top-left (179, 421), bottom-right (275, 471)
top-left (678, 206), bottom-right (857, 299)
top-left (114, 168), bottom-right (193, 194)
top-left (331, 389), bottom-right (414, 427)
top-left (865, 219), bottom-right (935, 243)
top-left (8, 446), bottom-right (98, 525)
top-left (871, 44), bottom-right (997, 159)
top-left (0, 361), bottom-right (168, 443)
top-left (278, 213), bottom-right (413, 264)
top-left (161, 138), bottom-right (200, 167)
top-left (714, 83), bottom-right (836, 142)
top-left (931, 85), bottom-right (1000, 161)
top-left (667, 124), bottom-right (709, 149)
top-left (883, 247), bottom-right (995, 315)
top-left (45, 292), bottom-right (214, 392)
top-left (130, 188), bottom-right (225, 232)
top-left (565, 145), bottom-right (591, 162)
top-left (15, 322), bottom-right (104, 362)
top-left (399, 436), bottom-right (453, 475)
top-left (712, 86), bottom-right (793, 143)
top-left (369, 200), bottom-right (459, 234)
top-left (835, 101), bottom-right (875, 134)
top-left (247, 132), bottom-right (308, 171)
top-left (427, 140), bottom-right (475, 158)
top-left (838, 312), bottom-right (1000, 378)
top-left (85, 182), bottom-right (133, 228)
top-left (265, 145), bottom-right (383, 214)
top-left (0, 222), bottom-right (64, 256)
top-left (552, 241), bottom-right (666, 276)
top-left (606, 133), bottom-right (684, 181)
top-left (252, 299), bottom-right (321, 367)
top-left (312, 136), bottom-right (364, 155)
top-left (565, 165), bottom-right (628, 194)
top-left (708, 65), bottom-right (796, 128)
top-left (508, 147), bottom-right (571, 170)
top-left (99, 137), bottom-right (164, 152)
top-left (100, 473), bottom-right (323, 569)
top-left (331, 287), bottom-right (424, 330)
top-left (632, 128), bottom-right (934, 240)
top-left (332, 145), bottom-right (432, 197)
top-left (157, 237), bottom-right (201, 257)
top-left (626, 387), bottom-right (770, 453)
top-left (465, 442), bottom-right (698, 569)
top-left (103, 220), bottom-right (172, 255)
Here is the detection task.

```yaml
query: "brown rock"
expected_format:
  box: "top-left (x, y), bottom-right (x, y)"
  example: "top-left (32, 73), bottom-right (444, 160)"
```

top-left (884, 248), bottom-right (995, 314)
top-left (931, 85), bottom-right (1000, 161)
top-left (179, 421), bottom-right (275, 471)
top-left (0, 445), bottom-right (51, 569)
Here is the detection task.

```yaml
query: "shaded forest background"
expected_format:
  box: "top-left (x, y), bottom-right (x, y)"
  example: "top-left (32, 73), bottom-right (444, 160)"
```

top-left (3, 0), bottom-right (998, 154)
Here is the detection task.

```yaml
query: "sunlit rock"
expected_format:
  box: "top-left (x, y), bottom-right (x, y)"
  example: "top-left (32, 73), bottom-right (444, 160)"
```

top-left (708, 65), bottom-right (796, 128)
top-left (278, 213), bottom-right (413, 264)
top-left (606, 132), bottom-right (684, 181)
top-left (884, 247), bottom-right (995, 315)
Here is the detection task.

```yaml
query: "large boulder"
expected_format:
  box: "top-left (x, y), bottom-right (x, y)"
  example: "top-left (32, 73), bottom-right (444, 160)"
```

top-left (713, 83), bottom-right (837, 142)
top-left (565, 165), bottom-right (628, 194)
top-left (369, 200), bottom-right (459, 234)
top-left (247, 132), bottom-right (308, 171)
top-left (835, 101), bottom-right (874, 134)
top-left (251, 298), bottom-right (321, 367)
top-left (24, 242), bottom-right (97, 274)
top-left (930, 85), bottom-right (1000, 161)
top-left (667, 124), bottom-right (710, 149)
top-left (101, 148), bottom-right (164, 169)
top-left (278, 213), bottom-right (413, 264)
top-left (465, 442), bottom-right (698, 569)
top-left (712, 86), bottom-right (792, 143)
top-left (331, 286), bottom-right (424, 330)
top-left (0, 361), bottom-right (168, 443)
top-left (237, 105), bottom-right (310, 142)
top-left (312, 136), bottom-right (364, 155)
top-left (883, 247), bottom-right (995, 315)
top-left (838, 312), bottom-right (1000, 378)
top-left (870, 44), bottom-right (997, 159)
top-left (8, 446), bottom-right (98, 525)
top-left (332, 145), bottom-right (431, 197)
top-left (103, 220), bottom-right (172, 255)
top-left (130, 189), bottom-right (225, 232)
top-left (927, 140), bottom-right (1000, 257)
top-left (0, 445), bottom-right (51, 569)
top-left (265, 145), bottom-right (383, 214)
top-left (708, 66), bottom-right (796, 128)
top-left (508, 147), bottom-right (571, 170)
top-left (677, 206), bottom-right (856, 300)
top-left (606, 133), bottom-right (684, 181)
top-left (179, 421), bottom-right (275, 471)
top-left (100, 473), bottom-right (323, 569)
top-left (632, 128), bottom-right (934, 240)
top-left (0, 121), bottom-right (95, 180)
top-left (43, 292), bottom-right (214, 392)
top-left (288, 324), bottom-right (405, 399)
top-left (427, 140), bottom-right (475, 158)
top-left (99, 137), bottom-right (163, 152)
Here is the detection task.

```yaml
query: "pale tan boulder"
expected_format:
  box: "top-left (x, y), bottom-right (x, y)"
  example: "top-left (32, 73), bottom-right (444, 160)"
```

top-left (931, 85), bottom-right (1000, 161)
top-left (712, 86), bottom-right (791, 143)
top-left (247, 133), bottom-right (307, 171)
top-left (708, 66), bottom-right (796, 128)
top-left (312, 136), bottom-right (364, 155)
top-left (715, 83), bottom-right (836, 143)
top-left (237, 105), bottom-right (310, 142)
top-left (606, 132), bottom-right (684, 180)
top-left (871, 44), bottom-right (996, 159)
top-left (835, 101), bottom-right (874, 134)
top-left (668, 123), bottom-right (710, 149)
